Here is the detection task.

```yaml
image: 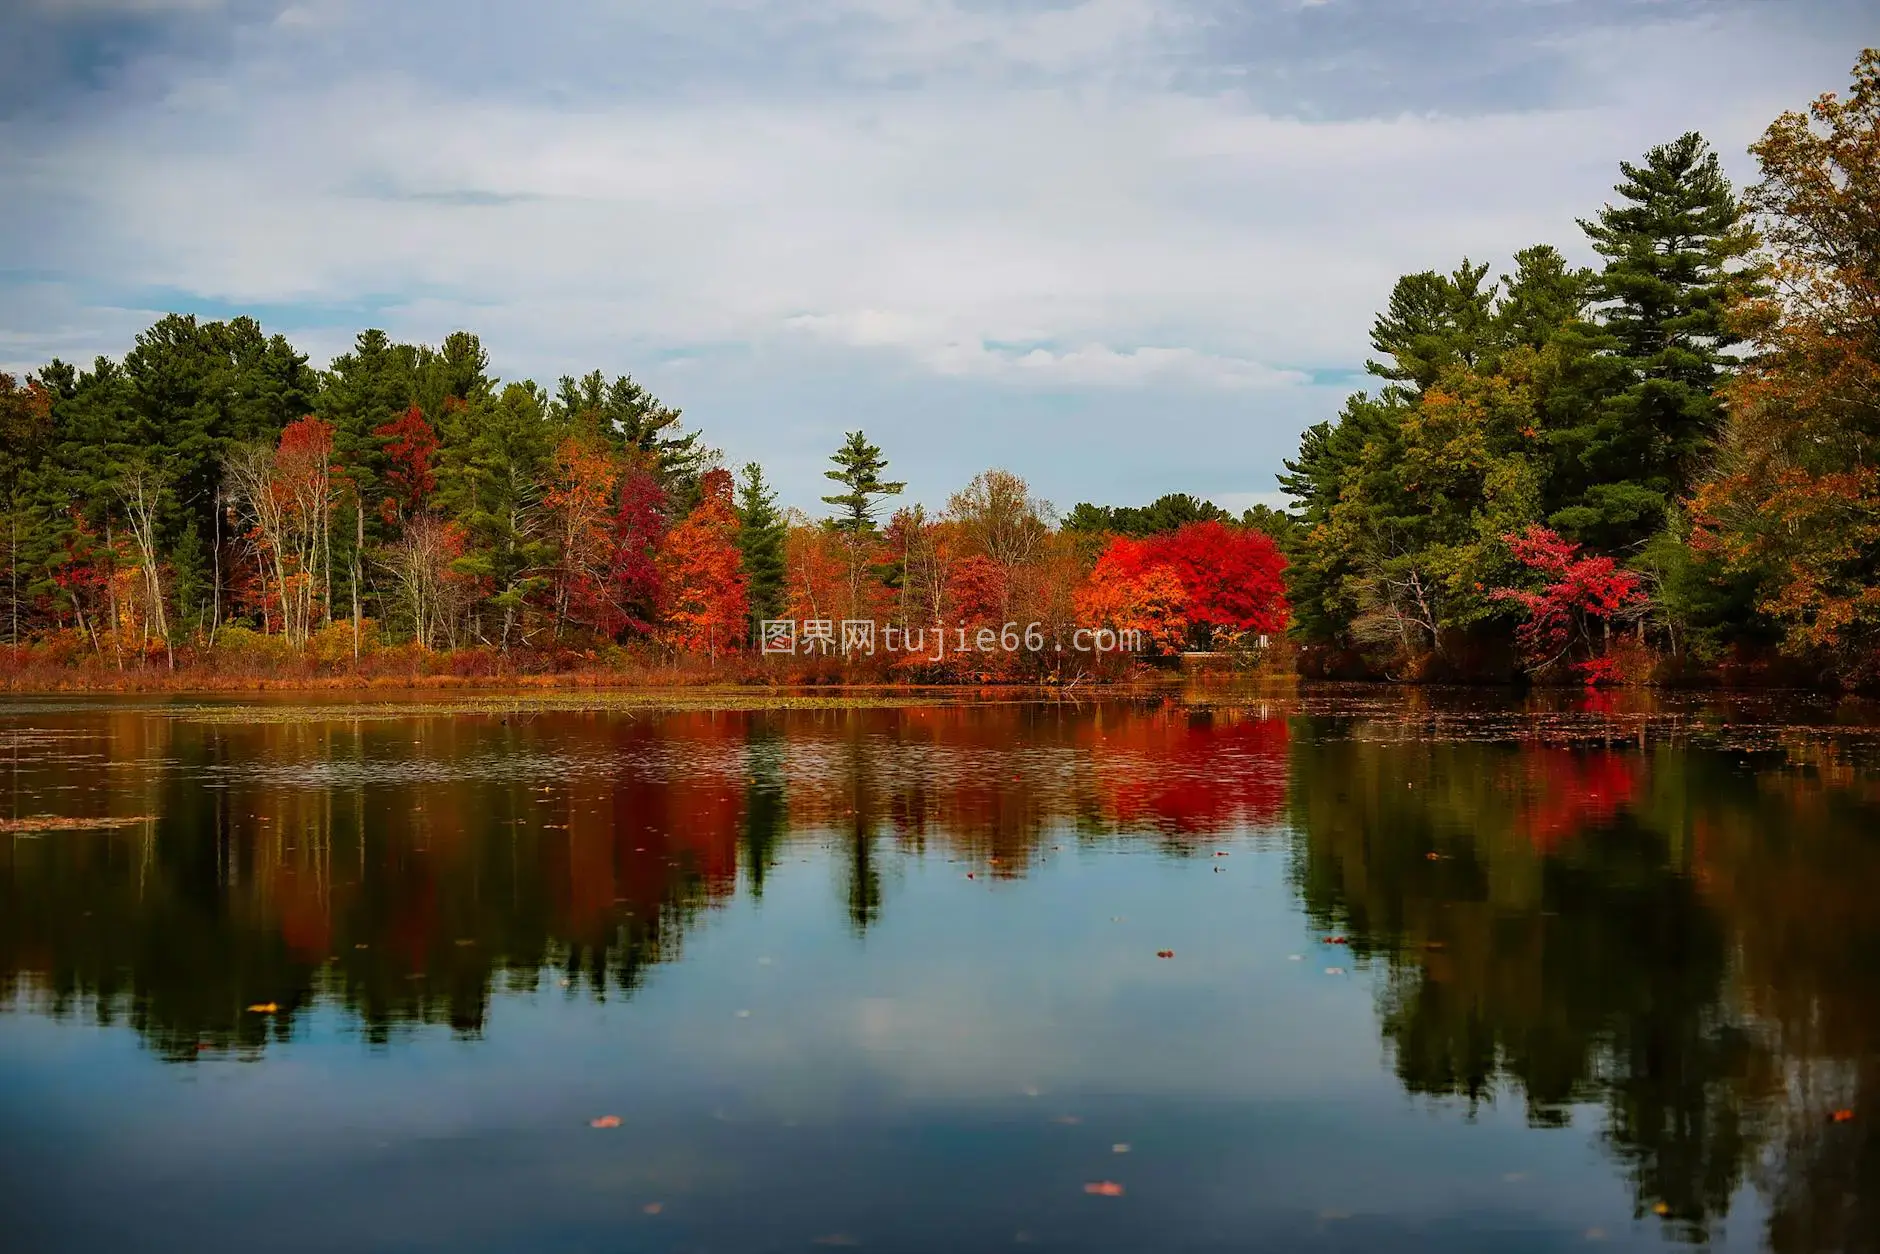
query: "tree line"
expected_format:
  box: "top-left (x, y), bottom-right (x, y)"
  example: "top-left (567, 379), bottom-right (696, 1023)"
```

top-left (0, 326), bottom-right (1286, 678)
top-left (0, 49), bottom-right (1873, 687)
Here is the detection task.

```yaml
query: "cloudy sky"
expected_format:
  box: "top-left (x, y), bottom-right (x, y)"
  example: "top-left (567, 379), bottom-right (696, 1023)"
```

top-left (0, 1), bottom-right (1868, 515)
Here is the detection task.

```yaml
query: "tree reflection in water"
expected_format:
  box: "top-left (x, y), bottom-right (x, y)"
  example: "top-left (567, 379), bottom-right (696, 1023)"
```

top-left (0, 692), bottom-right (1875, 1250)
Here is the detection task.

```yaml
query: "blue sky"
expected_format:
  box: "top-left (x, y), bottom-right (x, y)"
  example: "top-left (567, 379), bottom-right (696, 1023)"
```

top-left (0, 1), bottom-right (1868, 516)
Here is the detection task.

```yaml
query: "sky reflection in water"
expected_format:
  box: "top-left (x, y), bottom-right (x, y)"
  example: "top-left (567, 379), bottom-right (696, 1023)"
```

top-left (1, 691), bottom-right (1876, 1253)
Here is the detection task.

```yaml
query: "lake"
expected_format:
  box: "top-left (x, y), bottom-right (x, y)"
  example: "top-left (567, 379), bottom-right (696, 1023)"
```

top-left (1, 688), bottom-right (1876, 1253)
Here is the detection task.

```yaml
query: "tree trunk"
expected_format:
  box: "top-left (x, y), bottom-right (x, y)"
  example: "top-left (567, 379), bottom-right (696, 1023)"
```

top-left (104, 519), bottom-right (123, 672)
top-left (211, 489), bottom-right (222, 647)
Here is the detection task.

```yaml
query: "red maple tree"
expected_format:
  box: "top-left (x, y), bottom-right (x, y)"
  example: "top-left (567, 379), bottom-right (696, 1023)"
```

top-left (1145, 520), bottom-right (1289, 640)
top-left (373, 405), bottom-right (438, 521)
top-left (1492, 525), bottom-right (1647, 681)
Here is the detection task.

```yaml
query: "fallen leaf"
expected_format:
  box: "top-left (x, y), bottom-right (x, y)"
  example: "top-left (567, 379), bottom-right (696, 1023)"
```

top-left (590, 1115), bottom-right (622, 1129)
top-left (1832, 1109), bottom-right (1855, 1123)
top-left (1652, 1202), bottom-right (1670, 1216)
top-left (1156, 950), bottom-right (1175, 959)
top-left (1425, 852), bottom-right (1442, 861)
top-left (1214, 851), bottom-right (1229, 857)
top-left (966, 873), bottom-right (976, 880)
top-left (246, 1002), bottom-right (278, 1014)
top-left (1324, 935), bottom-right (1348, 945)
top-left (1083, 1181), bottom-right (1124, 1197)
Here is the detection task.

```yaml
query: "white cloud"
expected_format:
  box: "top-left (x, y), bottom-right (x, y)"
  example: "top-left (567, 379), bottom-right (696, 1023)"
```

top-left (0, 0), bottom-right (1866, 509)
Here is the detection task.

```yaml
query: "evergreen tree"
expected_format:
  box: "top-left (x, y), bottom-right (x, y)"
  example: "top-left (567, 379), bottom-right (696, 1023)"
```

top-left (440, 381), bottom-right (557, 649)
top-left (821, 431), bottom-right (904, 534)
top-left (552, 370), bottom-right (706, 500)
top-left (733, 462), bottom-right (787, 632)
top-left (1496, 245), bottom-right (1594, 351)
top-left (1366, 260), bottom-right (1499, 394)
top-left (1550, 133), bottom-right (1762, 549)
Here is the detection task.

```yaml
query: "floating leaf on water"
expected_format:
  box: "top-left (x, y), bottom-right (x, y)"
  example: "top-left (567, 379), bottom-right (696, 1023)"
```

top-left (1652, 1202), bottom-right (1670, 1216)
top-left (642, 1203), bottom-right (663, 1215)
top-left (1832, 1109), bottom-right (1855, 1122)
top-left (1083, 1181), bottom-right (1124, 1197)
top-left (1156, 950), bottom-right (1175, 959)
top-left (246, 1002), bottom-right (278, 1014)
top-left (1111, 1143), bottom-right (1131, 1154)
top-left (1324, 936), bottom-right (1348, 945)
top-left (589, 1115), bottom-right (622, 1129)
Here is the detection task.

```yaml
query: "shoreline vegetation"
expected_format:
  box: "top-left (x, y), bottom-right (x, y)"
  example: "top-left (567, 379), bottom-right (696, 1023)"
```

top-left (2, 52), bottom-right (1876, 696)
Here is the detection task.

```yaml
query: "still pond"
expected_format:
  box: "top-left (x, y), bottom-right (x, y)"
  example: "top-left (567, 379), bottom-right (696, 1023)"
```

top-left (1, 689), bottom-right (1876, 1252)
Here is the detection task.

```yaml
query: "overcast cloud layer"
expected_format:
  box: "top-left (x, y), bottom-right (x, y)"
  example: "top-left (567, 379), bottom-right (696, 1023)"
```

top-left (0, 0), bottom-right (1868, 513)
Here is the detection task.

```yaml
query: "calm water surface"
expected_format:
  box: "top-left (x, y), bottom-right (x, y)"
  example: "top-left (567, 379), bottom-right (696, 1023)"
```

top-left (2, 689), bottom-right (1877, 1253)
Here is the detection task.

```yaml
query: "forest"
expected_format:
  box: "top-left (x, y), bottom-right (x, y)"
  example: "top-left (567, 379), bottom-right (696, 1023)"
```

top-left (0, 50), bottom-right (1875, 690)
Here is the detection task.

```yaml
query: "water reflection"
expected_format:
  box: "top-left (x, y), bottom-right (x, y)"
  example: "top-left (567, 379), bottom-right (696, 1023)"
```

top-left (1, 692), bottom-right (1876, 1252)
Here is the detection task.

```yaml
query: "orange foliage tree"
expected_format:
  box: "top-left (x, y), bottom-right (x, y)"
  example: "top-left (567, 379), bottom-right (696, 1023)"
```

top-left (1692, 51), bottom-right (1880, 682)
top-left (1074, 536), bottom-right (1190, 654)
top-left (658, 468), bottom-right (748, 656)
top-left (543, 436), bottom-right (619, 639)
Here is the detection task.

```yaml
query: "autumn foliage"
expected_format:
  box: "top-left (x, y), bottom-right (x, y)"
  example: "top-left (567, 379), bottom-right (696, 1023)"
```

top-left (1075, 522), bottom-right (1288, 652)
top-left (1492, 525), bottom-right (1646, 681)
top-left (658, 468), bottom-right (748, 655)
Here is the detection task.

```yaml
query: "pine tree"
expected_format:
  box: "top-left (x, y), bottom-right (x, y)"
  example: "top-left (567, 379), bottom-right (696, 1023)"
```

top-left (734, 462), bottom-right (787, 634)
top-left (1551, 132), bottom-right (1762, 549)
top-left (1366, 260), bottom-right (1498, 394)
top-left (552, 370), bottom-right (706, 501)
top-left (821, 431), bottom-right (904, 534)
